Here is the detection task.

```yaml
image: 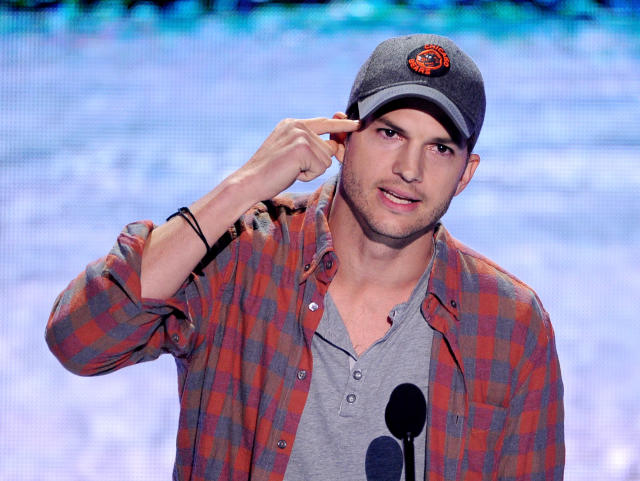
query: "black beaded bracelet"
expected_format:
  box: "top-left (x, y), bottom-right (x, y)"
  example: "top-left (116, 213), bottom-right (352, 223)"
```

top-left (167, 207), bottom-right (211, 255)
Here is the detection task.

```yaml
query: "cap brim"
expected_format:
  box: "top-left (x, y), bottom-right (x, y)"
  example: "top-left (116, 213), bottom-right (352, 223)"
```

top-left (357, 84), bottom-right (471, 139)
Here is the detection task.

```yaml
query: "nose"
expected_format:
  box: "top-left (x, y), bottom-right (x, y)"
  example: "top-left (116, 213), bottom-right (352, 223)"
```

top-left (391, 145), bottom-right (423, 183)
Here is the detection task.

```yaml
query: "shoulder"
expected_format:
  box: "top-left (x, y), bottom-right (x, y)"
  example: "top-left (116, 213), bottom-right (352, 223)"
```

top-left (248, 191), bottom-right (313, 223)
top-left (456, 238), bottom-right (542, 303)
top-left (438, 227), bottom-right (552, 339)
top-left (232, 191), bottom-right (313, 240)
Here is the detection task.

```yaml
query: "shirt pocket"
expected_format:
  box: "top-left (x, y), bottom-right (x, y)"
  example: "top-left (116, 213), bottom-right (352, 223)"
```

top-left (466, 401), bottom-right (507, 478)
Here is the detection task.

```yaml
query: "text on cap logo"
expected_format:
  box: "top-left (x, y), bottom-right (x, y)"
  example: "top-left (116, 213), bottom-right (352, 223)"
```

top-left (407, 44), bottom-right (450, 77)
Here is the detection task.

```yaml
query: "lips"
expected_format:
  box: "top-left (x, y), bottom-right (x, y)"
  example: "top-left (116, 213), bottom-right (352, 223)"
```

top-left (379, 187), bottom-right (419, 205)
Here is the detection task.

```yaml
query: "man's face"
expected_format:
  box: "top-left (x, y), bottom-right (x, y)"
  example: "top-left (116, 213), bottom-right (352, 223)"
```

top-left (336, 107), bottom-right (479, 245)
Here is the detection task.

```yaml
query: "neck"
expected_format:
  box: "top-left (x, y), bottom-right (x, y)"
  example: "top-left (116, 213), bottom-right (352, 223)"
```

top-left (328, 191), bottom-right (435, 290)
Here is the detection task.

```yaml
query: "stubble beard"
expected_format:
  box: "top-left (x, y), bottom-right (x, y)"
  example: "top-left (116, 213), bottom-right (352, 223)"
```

top-left (338, 164), bottom-right (455, 247)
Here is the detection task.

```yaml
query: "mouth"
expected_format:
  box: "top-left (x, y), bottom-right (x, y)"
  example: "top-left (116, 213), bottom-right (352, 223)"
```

top-left (379, 188), bottom-right (419, 205)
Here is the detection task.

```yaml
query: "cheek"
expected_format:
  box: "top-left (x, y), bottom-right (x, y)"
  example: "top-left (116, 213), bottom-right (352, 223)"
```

top-left (430, 158), bottom-right (467, 183)
top-left (419, 168), bottom-right (465, 200)
top-left (342, 143), bottom-right (369, 174)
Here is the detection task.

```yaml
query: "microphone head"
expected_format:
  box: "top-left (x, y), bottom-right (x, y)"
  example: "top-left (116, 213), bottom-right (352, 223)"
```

top-left (365, 435), bottom-right (403, 481)
top-left (384, 383), bottom-right (427, 440)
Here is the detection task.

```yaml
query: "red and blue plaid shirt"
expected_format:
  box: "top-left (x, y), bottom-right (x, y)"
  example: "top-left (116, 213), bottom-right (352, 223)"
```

top-left (47, 177), bottom-right (564, 480)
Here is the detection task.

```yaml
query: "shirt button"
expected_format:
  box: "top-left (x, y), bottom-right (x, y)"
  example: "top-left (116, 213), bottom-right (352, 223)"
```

top-left (324, 259), bottom-right (333, 269)
top-left (352, 370), bottom-right (362, 381)
top-left (450, 299), bottom-right (457, 308)
top-left (277, 439), bottom-right (287, 449)
top-left (346, 393), bottom-right (356, 404)
top-left (297, 370), bottom-right (307, 380)
top-left (171, 334), bottom-right (180, 343)
top-left (304, 264), bottom-right (311, 271)
top-left (308, 302), bottom-right (319, 312)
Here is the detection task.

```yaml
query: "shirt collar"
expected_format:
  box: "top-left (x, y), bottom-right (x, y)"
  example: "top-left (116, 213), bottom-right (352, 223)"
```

top-left (427, 224), bottom-right (462, 321)
top-left (300, 176), bottom-right (338, 283)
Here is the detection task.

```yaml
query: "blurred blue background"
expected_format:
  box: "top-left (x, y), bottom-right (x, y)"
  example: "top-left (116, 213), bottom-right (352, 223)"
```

top-left (1, 1), bottom-right (639, 479)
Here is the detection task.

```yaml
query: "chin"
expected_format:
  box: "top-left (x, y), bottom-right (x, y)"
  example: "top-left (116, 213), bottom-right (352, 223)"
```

top-left (363, 218), bottom-right (436, 245)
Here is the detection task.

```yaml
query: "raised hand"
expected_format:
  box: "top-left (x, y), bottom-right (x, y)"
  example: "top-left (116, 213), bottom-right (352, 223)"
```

top-left (230, 116), bottom-right (359, 202)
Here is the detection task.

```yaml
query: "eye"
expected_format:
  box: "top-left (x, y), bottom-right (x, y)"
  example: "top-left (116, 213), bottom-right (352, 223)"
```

top-left (436, 144), bottom-right (452, 154)
top-left (378, 128), bottom-right (399, 139)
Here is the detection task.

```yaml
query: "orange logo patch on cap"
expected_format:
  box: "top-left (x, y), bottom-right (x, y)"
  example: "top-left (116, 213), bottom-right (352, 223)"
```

top-left (407, 44), bottom-right (450, 77)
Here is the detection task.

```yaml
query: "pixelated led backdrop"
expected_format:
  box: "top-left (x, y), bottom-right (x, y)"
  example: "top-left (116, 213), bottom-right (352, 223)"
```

top-left (1, 2), bottom-right (639, 480)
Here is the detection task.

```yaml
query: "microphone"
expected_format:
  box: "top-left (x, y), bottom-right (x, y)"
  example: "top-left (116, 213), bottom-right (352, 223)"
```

top-left (365, 435), bottom-right (403, 481)
top-left (384, 383), bottom-right (427, 481)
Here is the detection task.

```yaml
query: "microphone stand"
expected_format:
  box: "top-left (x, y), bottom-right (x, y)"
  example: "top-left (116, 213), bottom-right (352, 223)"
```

top-left (403, 432), bottom-right (415, 481)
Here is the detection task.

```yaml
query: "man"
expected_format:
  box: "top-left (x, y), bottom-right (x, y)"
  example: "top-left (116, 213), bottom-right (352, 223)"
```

top-left (46, 34), bottom-right (564, 480)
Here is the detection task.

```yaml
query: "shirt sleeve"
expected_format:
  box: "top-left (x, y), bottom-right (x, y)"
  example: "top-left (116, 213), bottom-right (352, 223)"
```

top-left (45, 220), bottom-right (199, 376)
top-left (498, 309), bottom-right (565, 480)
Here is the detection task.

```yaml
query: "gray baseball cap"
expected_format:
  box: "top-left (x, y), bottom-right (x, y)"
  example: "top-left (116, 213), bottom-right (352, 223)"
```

top-left (347, 34), bottom-right (486, 148)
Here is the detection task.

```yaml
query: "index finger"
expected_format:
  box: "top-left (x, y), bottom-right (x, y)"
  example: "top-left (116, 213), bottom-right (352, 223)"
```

top-left (303, 117), bottom-right (360, 135)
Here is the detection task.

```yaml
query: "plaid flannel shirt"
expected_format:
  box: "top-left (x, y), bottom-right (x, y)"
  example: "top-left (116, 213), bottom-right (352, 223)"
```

top-left (46, 177), bottom-right (564, 481)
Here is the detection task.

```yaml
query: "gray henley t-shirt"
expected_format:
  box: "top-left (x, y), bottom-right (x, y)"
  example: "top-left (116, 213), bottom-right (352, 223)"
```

top-left (283, 257), bottom-right (435, 481)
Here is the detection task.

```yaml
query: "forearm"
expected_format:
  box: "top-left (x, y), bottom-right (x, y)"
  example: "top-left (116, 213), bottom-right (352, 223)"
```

top-left (138, 116), bottom-right (359, 300)
top-left (140, 175), bottom-right (260, 300)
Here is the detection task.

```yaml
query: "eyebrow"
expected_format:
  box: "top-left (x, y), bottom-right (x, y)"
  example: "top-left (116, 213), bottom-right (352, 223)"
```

top-left (375, 116), bottom-right (458, 147)
top-left (375, 117), bottom-right (408, 137)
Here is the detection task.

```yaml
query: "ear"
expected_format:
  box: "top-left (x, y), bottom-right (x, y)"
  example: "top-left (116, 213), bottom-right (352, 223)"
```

top-left (329, 111), bottom-right (349, 163)
top-left (453, 153), bottom-right (480, 197)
